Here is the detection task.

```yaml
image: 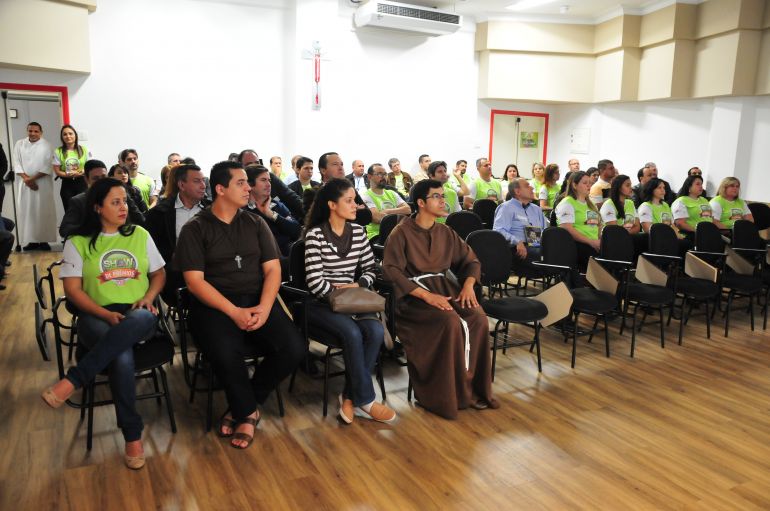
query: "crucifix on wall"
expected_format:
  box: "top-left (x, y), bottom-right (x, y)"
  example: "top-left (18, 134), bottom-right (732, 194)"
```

top-left (301, 40), bottom-right (330, 110)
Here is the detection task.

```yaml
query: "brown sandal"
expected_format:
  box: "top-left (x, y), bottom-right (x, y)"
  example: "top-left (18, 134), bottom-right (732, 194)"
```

top-left (230, 414), bottom-right (260, 449)
top-left (41, 386), bottom-right (69, 409)
top-left (217, 409), bottom-right (237, 438)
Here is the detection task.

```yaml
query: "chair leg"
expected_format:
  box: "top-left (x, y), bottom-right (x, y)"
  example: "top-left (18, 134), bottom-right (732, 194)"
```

top-left (158, 366), bottom-right (177, 433)
top-left (678, 297), bottom-right (687, 345)
top-left (86, 384), bottom-right (94, 451)
top-left (763, 288), bottom-right (769, 331)
top-left (376, 356), bottom-right (386, 401)
top-left (587, 316), bottom-right (599, 343)
top-left (151, 370), bottom-right (161, 406)
top-left (288, 368), bottom-right (298, 393)
top-left (749, 293), bottom-right (755, 331)
top-left (603, 315), bottom-right (610, 357)
top-left (407, 378), bottom-right (412, 402)
top-left (80, 387), bottom-right (87, 420)
top-left (322, 348), bottom-right (331, 417)
top-left (534, 322), bottom-right (542, 373)
top-left (724, 291), bottom-right (734, 338)
top-left (491, 321), bottom-right (500, 381)
top-left (205, 367), bottom-right (214, 433)
top-left (619, 301), bottom-right (628, 335)
top-left (275, 385), bottom-right (285, 418)
top-left (704, 300), bottom-right (711, 339)
top-left (630, 304), bottom-right (639, 358)
top-left (571, 312), bottom-right (579, 369)
top-left (659, 306), bottom-right (665, 348)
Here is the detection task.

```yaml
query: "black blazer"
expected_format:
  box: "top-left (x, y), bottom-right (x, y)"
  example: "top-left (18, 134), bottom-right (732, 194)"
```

top-left (59, 189), bottom-right (145, 239)
top-left (346, 173), bottom-right (369, 189)
top-left (288, 179), bottom-right (320, 198)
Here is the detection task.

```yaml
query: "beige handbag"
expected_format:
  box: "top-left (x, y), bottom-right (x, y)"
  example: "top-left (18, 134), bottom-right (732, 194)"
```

top-left (328, 287), bottom-right (386, 314)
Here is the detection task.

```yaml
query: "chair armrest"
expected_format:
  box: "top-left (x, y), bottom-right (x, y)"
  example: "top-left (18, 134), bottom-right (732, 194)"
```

top-left (642, 252), bottom-right (682, 261)
top-left (532, 261), bottom-right (571, 270)
top-left (732, 247), bottom-right (768, 253)
top-left (689, 250), bottom-right (726, 258)
top-left (280, 284), bottom-right (310, 299)
top-left (594, 257), bottom-right (633, 266)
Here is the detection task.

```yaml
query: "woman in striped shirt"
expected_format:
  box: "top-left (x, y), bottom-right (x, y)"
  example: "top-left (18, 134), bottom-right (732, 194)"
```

top-left (304, 178), bottom-right (396, 424)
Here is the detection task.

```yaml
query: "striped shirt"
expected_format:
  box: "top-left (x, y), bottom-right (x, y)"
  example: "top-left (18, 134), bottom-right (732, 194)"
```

top-left (304, 223), bottom-right (377, 298)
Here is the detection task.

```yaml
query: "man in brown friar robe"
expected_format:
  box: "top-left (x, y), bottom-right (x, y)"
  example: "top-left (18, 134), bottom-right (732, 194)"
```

top-left (383, 179), bottom-right (498, 419)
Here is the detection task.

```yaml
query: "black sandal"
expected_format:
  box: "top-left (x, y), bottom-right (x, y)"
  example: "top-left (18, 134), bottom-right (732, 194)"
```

top-left (230, 413), bottom-right (261, 449)
top-left (217, 409), bottom-right (237, 438)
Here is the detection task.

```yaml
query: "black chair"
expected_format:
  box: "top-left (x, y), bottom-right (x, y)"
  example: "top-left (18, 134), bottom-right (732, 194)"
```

top-left (647, 223), bottom-right (720, 344)
top-left (472, 199), bottom-right (497, 229)
top-left (51, 298), bottom-right (177, 450)
top-left (748, 202), bottom-right (770, 230)
top-left (695, 221), bottom-right (765, 337)
top-left (446, 211), bottom-right (484, 240)
top-left (34, 261), bottom-right (78, 369)
top-left (281, 240), bottom-right (386, 416)
top-left (599, 225), bottom-right (675, 357)
top-left (729, 220), bottom-right (770, 330)
top-left (534, 227), bottom-right (617, 368)
top-left (372, 213), bottom-right (406, 260)
top-left (466, 230), bottom-right (548, 378)
top-left (176, 288), bottom-right (285, 431)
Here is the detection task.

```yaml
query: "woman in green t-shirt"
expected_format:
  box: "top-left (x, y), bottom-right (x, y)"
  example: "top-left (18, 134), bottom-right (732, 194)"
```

top-left (41, 178), bottom-right (166, 470)
top-left (710, 177), bottom-right (753, 231)
top-left (529, 162), bottom-right (545, 197)
top-left (538, 163), bottom-right (561, 210)
top-left (672, 175), bottom-right (713, 236)
top-left (52, 124), bottom-right (90, 210)
top-left (554, 171), bottom-right (601, 268)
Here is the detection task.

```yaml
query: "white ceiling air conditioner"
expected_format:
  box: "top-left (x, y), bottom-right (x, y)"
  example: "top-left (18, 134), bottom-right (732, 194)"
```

top-left (354, 1), bottom-right (462, 36)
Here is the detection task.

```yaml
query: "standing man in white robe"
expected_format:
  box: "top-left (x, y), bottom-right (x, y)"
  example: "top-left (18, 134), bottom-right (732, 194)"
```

top-left (13, 122), bottom-right (56, 250)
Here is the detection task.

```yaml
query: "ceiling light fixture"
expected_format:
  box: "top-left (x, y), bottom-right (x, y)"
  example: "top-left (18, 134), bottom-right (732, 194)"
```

top-left (506, 0), bottom-right (556, 11)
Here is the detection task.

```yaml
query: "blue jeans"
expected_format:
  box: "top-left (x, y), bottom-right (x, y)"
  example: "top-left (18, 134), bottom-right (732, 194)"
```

top-left (307, 302), bottom-right (384, 407)
top-left (65, 304), bottom-right (157, 442)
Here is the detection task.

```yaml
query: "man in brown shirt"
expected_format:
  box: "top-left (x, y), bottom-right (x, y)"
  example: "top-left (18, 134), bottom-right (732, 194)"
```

top-left (175, 160), bottom-right (304, 448)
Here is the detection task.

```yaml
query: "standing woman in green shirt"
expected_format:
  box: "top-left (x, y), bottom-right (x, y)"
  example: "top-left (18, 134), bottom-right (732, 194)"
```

top-left (555, 171), bottom-right (601, 268)
top-left (52, 124), bottom-right (90, 211)
top-left (709, 177), bottom-right (753, 231)
top-left (41, 178), bottom-right (166, 470)
top-left (671, 174), bottom-right (713, 239)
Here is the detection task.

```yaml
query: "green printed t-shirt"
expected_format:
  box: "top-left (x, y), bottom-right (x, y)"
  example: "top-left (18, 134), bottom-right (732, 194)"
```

top-left (558, 196), bottom-right (600, 240)
top-left (437, 183), bottom-right (459, 224)
top-left (365, 189), bottom-right (402, 239)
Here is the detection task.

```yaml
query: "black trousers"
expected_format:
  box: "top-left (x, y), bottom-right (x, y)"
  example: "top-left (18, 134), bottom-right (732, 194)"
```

top-left (576, 242), bottom-right (599, 271)
top-left (60, 177), bottom-right (87, 211)
top-left (189, 295), bottom-right (305, 420)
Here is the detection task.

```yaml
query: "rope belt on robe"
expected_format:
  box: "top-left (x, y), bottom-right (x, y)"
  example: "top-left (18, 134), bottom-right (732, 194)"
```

top-left (409, 273), bottom-right (470, 371)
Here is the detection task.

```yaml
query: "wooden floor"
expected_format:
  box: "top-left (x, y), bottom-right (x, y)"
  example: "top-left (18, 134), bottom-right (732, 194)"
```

top-left (3, 250), bottom-right (770, 510)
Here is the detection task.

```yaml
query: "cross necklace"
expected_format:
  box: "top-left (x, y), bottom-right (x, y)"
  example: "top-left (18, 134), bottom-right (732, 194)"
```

top-left (223, 221), bottom-right (243, 271)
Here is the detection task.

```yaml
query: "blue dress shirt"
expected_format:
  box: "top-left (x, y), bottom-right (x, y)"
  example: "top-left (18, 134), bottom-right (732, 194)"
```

top-left (493, 198), bottom-right (547, 246)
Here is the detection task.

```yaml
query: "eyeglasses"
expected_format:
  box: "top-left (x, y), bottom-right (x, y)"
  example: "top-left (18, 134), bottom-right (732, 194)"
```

top-left (426, 193), bottom-right (445, 200)
top-left (372, 172), bottom-right (387, 177)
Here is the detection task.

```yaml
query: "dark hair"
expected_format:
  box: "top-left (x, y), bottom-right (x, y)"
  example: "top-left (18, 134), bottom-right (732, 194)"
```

top-left (318, 152), bottom-right (338, 171)
top-left (544, 163), bottom-right (560, 186)
top-left (566, 171), bottom-right (599, 213)
top-left (180, 157), bottom-right (196, 165)
top-left (642, 177), bottom-right (665, 203)
top-left (58, 124), bottom-right (84, 159)
top-left (637, 167), bottom-right (645, 180)
top-left (456, 159), bottom-right (467, 166)
top-left (27, 121), bottom-right (43, 130)
top-left (174, 164), bottom-right (202, 186)
top-left (72, 178), bottom-right (136, 251)
top-left (609, 174), bottom-right (631, 220)
top-left (427, 161), bottom-right (447, 177)
top-left (84, 159), bottom-right (106, 174)
top-left (418, 154), bottom-right (430, 164)
top-left (305, 178), bottom-right (353, 230)
top-left (269, 156), bottom-right (281, 165)
top-left (502, 164), bottom-right (519, 181)
top-left (367, 163), bottom-right (385, 175)
top-left (210, 161), bottom-right (243, 200)
top-left (245, 164), bottom-right (269, 186)
top-left (295, 156), bottom-right (313, 170)
top-left (688, 166), bottom-right (701, 176)
top-left (119, 149), bottom-right (138, 162)
top-left (597, 159), bottom-right (613, 171)
top-left (586, 167), bottom-right (599, 177)
top-left (237, 149), bottom-right (258, 164)
top-left (558, 170), bottom-right (574, 196)
top-left (411, 179), bottom-right (443, 207)
top-left (677, 174), bottom-right (703, 198)
top-left (108, 163), bottom-right (132, 186)
top-left (167, 152), bottom-right (180, 162)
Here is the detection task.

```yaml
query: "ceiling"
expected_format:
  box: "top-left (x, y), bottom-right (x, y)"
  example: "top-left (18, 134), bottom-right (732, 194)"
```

top-left (380, 0), bottom-right (695, 22)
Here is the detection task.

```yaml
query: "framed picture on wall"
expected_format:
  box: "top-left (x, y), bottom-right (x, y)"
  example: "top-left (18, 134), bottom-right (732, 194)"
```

top-left (520, 132), bottom-right (538, 148)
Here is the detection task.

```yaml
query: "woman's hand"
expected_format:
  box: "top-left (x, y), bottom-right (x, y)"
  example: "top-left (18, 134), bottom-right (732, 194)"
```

top-left (101, 310), bottom-right (125, 326)
top-left (332, 282), bottom-right (359, 289)
top-left (421, 292), bottom-right (453, 311)
top-left (131, 297), bottom-right (158, 315)
top-left (589, 239), bottom-right (601, 251)
top-left (455, 284), bottom-right (479, 308)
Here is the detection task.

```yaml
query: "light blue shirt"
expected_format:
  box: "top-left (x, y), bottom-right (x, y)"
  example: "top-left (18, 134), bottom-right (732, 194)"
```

top-left (493, 198), bottom-right (547, 245)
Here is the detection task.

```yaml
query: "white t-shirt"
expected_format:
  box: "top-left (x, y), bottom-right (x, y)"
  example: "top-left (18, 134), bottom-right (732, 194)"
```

top-left (670, 198), bottom-right (689, 221)
top-left (638, 203), bottom-right (653, 224)
top-left (60, 231), bottom-right (165, 278)
top-left (554, 199), bottom-right (576, 224)
top-left (599, 200), bottom-right (638, 225)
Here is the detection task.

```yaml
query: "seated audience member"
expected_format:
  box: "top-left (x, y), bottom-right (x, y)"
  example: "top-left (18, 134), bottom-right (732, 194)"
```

top-left (0, 216), bottom-right (14, 290)
top-left (288, 156), bottom-right (319, 197)
top-left (538, 163), bottom-right (561, 210)
top-left (589, 159), bottom-right (615, 205)
top-left (494, 178), bottom-right (547, 263)
top-left (61, 160), bottom-right (144, 238)
top-left (145, 164), bottom-right (208, 305)
top-left (688, 166), bottom-right (702, 177)
top-left (529, 162), bottom-right (546, 199)
top-left (175, 161), bottom-right (304, 449)
top-left (318, 152), bottom-right (372, 226)
top-left (363, 163), bottom-right (411, 240)
top-left (244, 165), bottom-right (301, 258)
top-left (638, 178), bottom-right (678, 234)
top-left (427, 160), bottom-right (462, 224)
top-left (600, 175), bottom-right (646, 256)
top-left (586, 167), bottom-right (599, 186)
top-left (449, 159), bottom-right (470, 199)
top-left (386, 157), bottom-right (413, 197)
top-left (41, 178), bottom-right (166, 470)
top-left (568, 158), bottom-right (580, 172)
top-left (501, 164), bottom-right (519, 182)
top-left (383, 179), bottom-right (497, 419)
top-left (643, 162), bottom-right (677, 204)
top-left (710, 177), bottom-right (753, 231)
top-left (304, 178), bottom-right (395, 423)
top-left (631, 166), bottom-right (652, 207)
top-left (119, 149), bottom-right (158, 208)
top-left (413, 154), bottom-right (431, 183)
top-left (346, 159), bottom-right (369, 193)
top-left (109, 164), bottom-right (149, 214)
top-left (238, 149), bottom-right (304, 219)
top-left (556, 171), bottom-right (601, 268)
top-left (672, 174), bottom-right (713, 238)
top-left (464, 157), bottom-right (503, 209)
top-left (269, 156), bottom-right (288, 181)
